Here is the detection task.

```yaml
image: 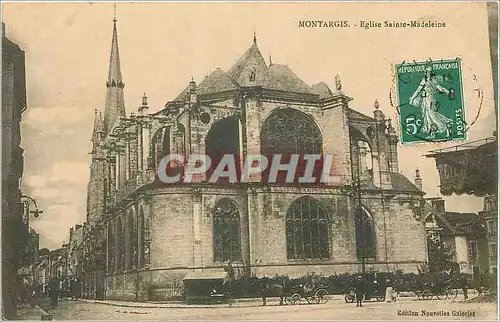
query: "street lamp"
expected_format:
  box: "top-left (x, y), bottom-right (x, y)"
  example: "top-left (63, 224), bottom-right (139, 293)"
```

top-left (21, 194), bottom-right (43, 220)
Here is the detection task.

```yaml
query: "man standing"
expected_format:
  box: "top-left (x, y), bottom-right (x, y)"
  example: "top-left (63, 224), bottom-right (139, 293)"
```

top-left (49, 277), bottom-right (59, 308)
top-left (355, 276), bottom-right (366, 307)
top-left (460, 275), bottom-right (469, 300)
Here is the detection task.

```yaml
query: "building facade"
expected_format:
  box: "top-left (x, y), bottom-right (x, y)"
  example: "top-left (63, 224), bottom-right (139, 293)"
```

top-left (423, 197), bottom-right (482, 276)
top-left (85, 19), bottom-right (428, 301)
top-left (2, 22), bottom-right (28, 318)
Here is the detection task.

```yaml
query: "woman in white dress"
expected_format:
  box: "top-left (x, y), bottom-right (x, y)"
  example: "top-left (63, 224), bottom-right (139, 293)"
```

top-left (408, 66), bottom-right (454, 138)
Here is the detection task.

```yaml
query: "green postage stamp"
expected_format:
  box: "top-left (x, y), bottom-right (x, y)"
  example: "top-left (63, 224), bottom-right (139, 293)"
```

top-left (395, 59), bottom-right (466, 144)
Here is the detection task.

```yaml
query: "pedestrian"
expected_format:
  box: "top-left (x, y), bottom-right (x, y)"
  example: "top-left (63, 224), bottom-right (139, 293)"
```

top-left (49, 277), bottom-right (59, 308)
top-left (355, 276), bottom-right (365, 307)
top-left (385, 279), bottom-right (394, 303)
top-left (460, 275), bottom-right (468, 300)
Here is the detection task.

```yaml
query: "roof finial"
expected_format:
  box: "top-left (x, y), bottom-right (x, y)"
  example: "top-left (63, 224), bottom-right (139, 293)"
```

top-left (269, 55), bottom-right (273, 66)
top-left (113, 3), bottom-right (117, 23)
top-left (253, 25), bottom-right (257, 45)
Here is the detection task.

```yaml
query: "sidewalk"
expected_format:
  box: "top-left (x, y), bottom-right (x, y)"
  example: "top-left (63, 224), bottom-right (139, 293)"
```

top-left (16, 304), bottom-right (52, 320)
top-left (80, 294), bottom-right (347, 309)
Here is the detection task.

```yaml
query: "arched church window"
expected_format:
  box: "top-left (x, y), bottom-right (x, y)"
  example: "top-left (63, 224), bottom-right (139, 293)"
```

top-left (128, 210), bottom-right (137, 270)
top-left (205, 116), bottom-right (240, 184)
top-left (116, 217), bottom-right (125, 271)
top-left (139, 209), bottom-right (145, 268)
top-left (213, 198), bottom-right (242, 262)
top-left (171, 123), bottom-right (186, 158)
top-left (107, 222), bottom-right (114, 273)
top-left (150, 127), bottom-right (171, 169)
top-left (355, 207), bottom-right (376, 260)
top-left (261, 108), bottom-right (323, 184)
top-left (286, 196), bottom-right (330, 260)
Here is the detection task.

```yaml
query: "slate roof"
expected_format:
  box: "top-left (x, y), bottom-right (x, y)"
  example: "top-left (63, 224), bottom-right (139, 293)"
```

top-left (264, 64), bottom-right (314, 94)
top-left (347, 107), bottom-right (375, 122)
top-left (362, 171), bottom-right (423, 193)
top-left (197, 68), bottom-right (238, 94)
top-left (423, 201), bottom-right (478, 235)
top-left (227, 42), bottom-right (269, 87)
top-left (172, 41), bottom-right (325, 100)
top-left (311, 82), bottom-right (334, 99)
top-left (390, 173), bottom-right (422, 193)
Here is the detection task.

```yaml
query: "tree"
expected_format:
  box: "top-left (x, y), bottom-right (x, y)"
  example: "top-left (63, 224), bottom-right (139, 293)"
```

top-left (426, 236), bottom-right (458, 274)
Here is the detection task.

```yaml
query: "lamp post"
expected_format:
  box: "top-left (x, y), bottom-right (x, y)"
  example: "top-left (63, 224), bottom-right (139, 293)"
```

top-left (19, 195), bottom-right (43, 267)
top-left (20, 194), bottom-right (43, 226)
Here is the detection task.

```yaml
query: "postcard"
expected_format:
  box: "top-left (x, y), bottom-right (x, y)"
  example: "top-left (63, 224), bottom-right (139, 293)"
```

top-left (2, 1), bottom-right (497, 320)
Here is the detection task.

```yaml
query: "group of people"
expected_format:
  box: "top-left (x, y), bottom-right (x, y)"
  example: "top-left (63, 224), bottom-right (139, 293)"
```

top-left (17, 277), bottom-right (83, 309)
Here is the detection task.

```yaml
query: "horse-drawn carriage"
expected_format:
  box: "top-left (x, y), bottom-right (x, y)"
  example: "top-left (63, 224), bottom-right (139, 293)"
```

top-left (183, 271), bottom-right (233, 305)
top-left (260, 277), bottom-right (330, 305)
top-left (285, 283), bottom-right (329, 305)
top-left (412, 275), bottom-right (459, 300)
top-left (344, 273), bottom-right (389, 303)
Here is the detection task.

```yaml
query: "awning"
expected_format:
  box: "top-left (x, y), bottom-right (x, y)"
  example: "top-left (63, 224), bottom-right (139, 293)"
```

top-left (183, 270), bottom-right (227, 281)
top-left (426, 137), bottom-right (497, 197)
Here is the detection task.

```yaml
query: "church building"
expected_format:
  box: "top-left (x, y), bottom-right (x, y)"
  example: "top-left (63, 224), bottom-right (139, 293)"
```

top-left (86, 18), bottom-right (428, 300)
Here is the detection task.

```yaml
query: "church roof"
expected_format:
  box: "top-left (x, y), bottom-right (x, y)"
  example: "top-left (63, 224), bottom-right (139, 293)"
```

top-left (171, 38), bottom-right (328, 101)
top-left (264, 64), bottom-right (314, 94)
top-left (362, 171), bottom-right (423, 193)
top-left (227, 40), bottom-right (269, 87)
top-left (174, 68), bottom-right (238, 102)
top-left (311, 82), bottom-right (334, 99)
top-left (390, 173), bottom-right (422, 193)
top-left (174, 84), bottom-right (191, 102)
top-left (197, 68), bottom-right (239, 94)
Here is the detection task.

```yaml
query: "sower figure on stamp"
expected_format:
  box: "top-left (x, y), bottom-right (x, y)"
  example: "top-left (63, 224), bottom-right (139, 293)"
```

top-left (409, 65), bottom-right (455, 139)
top-left (355, 276), bottom-right (366, 307)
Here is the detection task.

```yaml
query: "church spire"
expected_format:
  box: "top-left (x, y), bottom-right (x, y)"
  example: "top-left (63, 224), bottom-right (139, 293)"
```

top-left (103, 10), bottom-right (126, 135)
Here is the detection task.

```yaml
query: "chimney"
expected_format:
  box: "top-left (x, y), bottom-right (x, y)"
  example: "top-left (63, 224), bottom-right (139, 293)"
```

top-left (70, 227), bottom-right (74, 240)
top-left (414, 168), bottom-right (423, 191)
top-left (430, 198), bottom-right (446, 214)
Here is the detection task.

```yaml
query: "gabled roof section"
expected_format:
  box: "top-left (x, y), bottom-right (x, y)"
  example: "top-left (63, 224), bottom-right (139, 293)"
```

top-left (197, 68), bottom-right (239, 94)
top-left (227, 42), bottom-right (268, 86)
top-left (311, 82), bottom-right (334, 99)
top-left (347, 107), bottom-right (375, 122)
top-left (174, 84), bottom-right (191, 102)
top-left (390, 173), bottom-right (423, 193)
top-left (362, 171), bottom-right (423, 194)
top-left (264, 64), bottom-right (314, 94)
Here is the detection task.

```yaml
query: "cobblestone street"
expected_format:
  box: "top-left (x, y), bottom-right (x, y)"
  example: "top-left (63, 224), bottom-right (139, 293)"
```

top-left (27, 296), bottom-right (497, 321)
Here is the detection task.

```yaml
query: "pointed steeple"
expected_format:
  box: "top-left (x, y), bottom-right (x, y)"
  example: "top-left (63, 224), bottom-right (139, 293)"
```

top-left (103, 12), bottom-right (126, 135)
top-left (91, 109), bottom-right (105, 152)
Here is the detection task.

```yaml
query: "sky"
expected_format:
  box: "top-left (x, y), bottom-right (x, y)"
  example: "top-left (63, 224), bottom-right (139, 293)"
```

top-left (2, 2), bottom-right (496, 250)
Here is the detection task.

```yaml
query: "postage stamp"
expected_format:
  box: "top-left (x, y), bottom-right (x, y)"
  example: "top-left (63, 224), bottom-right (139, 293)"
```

top-left (395, 59), bottom-right (466, 144)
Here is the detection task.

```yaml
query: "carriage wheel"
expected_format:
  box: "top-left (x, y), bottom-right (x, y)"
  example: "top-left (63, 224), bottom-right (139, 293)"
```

top-left (290, 293), bottom-right (301, 305)
top-left (223, 292), bottom-right (233, 305)
top-left (445, 287), bottom-right (458, 300)
top-left (376, 295), bottom-right (385, 302)
top-left (421, 290), bottom-right (431, 301)
top-left (315, 289), bottom-right (329, 304)
top-left (345, 293), bottom-right (355, 303)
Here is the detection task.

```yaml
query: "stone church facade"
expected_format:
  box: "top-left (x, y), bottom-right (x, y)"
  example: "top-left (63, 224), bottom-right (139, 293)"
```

top-left (86, 20), bottom-right (428, 301)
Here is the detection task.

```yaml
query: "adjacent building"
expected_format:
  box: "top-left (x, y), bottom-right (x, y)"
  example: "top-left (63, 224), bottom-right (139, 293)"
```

top-left (2, 22), bottom-right (27, 318)
top-left (83, 18), bottom-right (429, 301)
top-left (423, 197), bottom-right (482, 276)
